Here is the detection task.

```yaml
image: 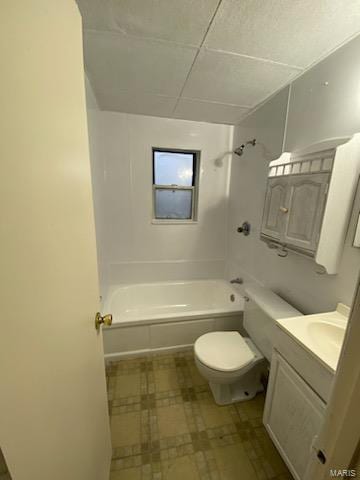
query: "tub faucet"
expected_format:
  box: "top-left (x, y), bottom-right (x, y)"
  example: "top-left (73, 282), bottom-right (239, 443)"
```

top-left (230, 277), bottom-right (243, 285)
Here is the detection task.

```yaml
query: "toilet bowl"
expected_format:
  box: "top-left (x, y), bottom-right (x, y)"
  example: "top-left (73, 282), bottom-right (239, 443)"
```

top-left (194, 285), bottom-right (301, 405)
top-left (195, 332), bottom-right (265, 405)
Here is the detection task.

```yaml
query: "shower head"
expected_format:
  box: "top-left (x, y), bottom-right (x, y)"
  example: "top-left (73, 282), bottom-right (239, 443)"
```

top-left (234, 145), bottom-right (245, 156)
top-left (234, 138), bottom-right (256, 157)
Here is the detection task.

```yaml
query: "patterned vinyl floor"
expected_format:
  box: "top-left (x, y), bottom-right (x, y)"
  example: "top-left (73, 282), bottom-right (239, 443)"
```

top-left (106, 349), bottom-right (293, 480)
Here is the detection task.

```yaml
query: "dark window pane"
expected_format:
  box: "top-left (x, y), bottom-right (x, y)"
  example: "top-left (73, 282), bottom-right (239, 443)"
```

top-left (154, 151), bottom-right (194, 186)
top-left (155, 189), bottom-right (192, 219)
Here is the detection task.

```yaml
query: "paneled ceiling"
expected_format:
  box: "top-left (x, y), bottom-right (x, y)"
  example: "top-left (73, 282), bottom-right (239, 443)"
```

top-left (78, 0), bottom-right (360, 125)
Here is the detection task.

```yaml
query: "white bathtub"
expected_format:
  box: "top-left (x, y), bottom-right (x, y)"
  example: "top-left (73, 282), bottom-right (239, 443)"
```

top-left (102, 279), bottom-right (245, 359)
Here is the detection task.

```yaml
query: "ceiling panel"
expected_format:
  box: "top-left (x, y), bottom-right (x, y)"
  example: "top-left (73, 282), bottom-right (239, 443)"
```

top-left (205, 0), bottom-right (360, 68)
top-left (110, 0), bottom-right (220, 46)
top-left (84, 31), bottom-right (197, 98)
top-left (174, 98), bottom-right (249, 124)
top-left (79, 0), bottom-right (360, 124)
top-left (99, 91), bottom-right (177, 117)
top-left (182, 49), bottom-right (300, 106)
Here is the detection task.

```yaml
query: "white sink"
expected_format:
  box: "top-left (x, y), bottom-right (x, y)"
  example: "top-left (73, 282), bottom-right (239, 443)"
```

top-left (276, 304), bottom-right (349, 372)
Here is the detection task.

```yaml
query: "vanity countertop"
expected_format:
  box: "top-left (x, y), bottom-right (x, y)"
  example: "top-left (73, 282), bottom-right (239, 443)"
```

top-left (275, 303), bottom-right (350, 373)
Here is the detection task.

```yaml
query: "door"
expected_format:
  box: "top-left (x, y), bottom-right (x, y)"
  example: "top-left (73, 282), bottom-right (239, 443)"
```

top-left (0, 2), bottom-right (111, 480)
top-left (264, 351), bottom-right (326, 480)
top-left (261, 177), bottom-right (288, 241)
top-left (283, 173), bottom-right (330, 252)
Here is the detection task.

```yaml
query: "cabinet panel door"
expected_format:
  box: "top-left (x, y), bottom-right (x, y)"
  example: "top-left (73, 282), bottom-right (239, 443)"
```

top-left (261, 178), bottom-right (288, 241)
top-left (263, 351), bottom-right (325, 480)
top-left (283, 173), bottom-right (330, 252)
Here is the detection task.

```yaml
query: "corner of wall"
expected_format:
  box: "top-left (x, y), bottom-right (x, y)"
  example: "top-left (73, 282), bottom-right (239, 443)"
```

top-left (281, 84), bottom-right (292, 153)
top-left (85, 71), bottom-right (99, 111)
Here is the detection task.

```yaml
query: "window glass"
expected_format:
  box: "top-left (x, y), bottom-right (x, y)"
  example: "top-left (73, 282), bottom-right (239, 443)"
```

top-left (154, 151), bottom-right (194, 186)
top-left (154, 189), bottom-right (192, 219)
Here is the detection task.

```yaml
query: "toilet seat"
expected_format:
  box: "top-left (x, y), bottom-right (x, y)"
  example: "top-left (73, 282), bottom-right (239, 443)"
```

top-left (194, 331), bottom-right (255, 372)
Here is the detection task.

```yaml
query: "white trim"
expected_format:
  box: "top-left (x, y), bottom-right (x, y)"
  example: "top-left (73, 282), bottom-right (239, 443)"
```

top-left (269, 152), bottom-right (291, 167)
top-left (151, 219), bottom-right (198, 225)
top-left (104, 344), bottom-right (193, 362)
top-left (108, 258), bottom-right (226, 265)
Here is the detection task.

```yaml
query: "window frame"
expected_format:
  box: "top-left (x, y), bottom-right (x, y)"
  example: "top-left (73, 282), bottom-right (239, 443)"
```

top-left (152, 147), bottom-right (200, 224)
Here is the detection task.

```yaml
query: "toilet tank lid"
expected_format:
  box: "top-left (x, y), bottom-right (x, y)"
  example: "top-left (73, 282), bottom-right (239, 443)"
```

top-left (245, 285), bottom-right (302, 320)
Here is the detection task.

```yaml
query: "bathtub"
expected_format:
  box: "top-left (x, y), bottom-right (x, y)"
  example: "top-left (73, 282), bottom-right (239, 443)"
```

top-left (102, 279), bottom-right (245, 360)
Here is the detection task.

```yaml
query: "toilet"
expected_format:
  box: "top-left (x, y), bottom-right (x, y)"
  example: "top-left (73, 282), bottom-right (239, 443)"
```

top-left (194, 285), bottom-right (301, 405)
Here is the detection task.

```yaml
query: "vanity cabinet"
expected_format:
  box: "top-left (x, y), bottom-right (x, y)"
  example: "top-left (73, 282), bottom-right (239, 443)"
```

top-left (263, 350), bottom-right (325, 480)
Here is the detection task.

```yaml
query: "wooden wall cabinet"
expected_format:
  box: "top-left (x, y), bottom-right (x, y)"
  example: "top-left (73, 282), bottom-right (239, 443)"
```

top-left (262, 173), bottom-right (330, 254)
top-left (260, 134), bottom-right (360, 273)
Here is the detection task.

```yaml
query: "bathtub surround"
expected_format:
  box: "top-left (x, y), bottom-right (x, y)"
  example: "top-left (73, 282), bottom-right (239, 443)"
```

top-left (228, 33), bottom-right (360, 314)
top-left (87, 107), bottom-right (234, 293)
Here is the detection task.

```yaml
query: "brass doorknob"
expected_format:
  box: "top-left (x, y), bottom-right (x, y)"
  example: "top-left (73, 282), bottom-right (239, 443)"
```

top-left (95, 312), bottom-right (113, 330)
top-left (279, 206), bottom-right (289, 213)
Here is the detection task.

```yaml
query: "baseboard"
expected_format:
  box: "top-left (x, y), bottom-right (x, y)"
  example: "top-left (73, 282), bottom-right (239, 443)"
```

top-left (104, 343), bottom-right (193, 362)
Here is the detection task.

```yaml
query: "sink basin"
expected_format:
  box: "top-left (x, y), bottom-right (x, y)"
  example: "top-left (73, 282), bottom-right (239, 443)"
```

top-left (307, 320), bottom-right (346, 363)
top-left (276, 304), bottom-right (349, 372)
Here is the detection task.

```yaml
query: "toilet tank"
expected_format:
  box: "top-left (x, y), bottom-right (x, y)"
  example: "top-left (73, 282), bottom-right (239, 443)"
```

top-left (244, 285), bottom-right (302, 361)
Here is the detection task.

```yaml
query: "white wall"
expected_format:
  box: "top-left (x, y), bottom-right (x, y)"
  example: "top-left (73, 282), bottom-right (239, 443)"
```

top-left (228, 34), bottom-right (360, 314)
top-left (88, 110), bottom-right (233, 292)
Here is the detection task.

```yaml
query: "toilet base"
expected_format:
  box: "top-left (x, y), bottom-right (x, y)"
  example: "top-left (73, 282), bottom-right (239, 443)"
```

top-left (209, 360), bottom-right (265, 406)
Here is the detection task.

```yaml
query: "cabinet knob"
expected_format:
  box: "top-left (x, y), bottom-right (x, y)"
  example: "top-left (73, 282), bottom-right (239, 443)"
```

top-left (279, 206), bottom-right (289, 213)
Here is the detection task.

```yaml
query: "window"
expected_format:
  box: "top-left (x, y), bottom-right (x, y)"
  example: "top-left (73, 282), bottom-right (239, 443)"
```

top-left (152, 148), bottom-right (199, 222)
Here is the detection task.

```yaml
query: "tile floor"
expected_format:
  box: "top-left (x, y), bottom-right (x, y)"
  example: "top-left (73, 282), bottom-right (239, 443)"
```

top-left (106, 349), bottom-right (292, 480)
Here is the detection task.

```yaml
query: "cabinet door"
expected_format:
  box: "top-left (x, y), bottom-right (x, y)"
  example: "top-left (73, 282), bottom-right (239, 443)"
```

top-left (261, 177), bottom-right (288, 241)
top-left (263, 351), bottom-right (325, 480)
top-left (283, 173), bottom-right (330, 252)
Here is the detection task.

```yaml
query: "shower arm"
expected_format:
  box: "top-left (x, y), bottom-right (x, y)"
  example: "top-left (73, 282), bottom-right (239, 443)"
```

top-left (234, 138), bottom-right (256, 157)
